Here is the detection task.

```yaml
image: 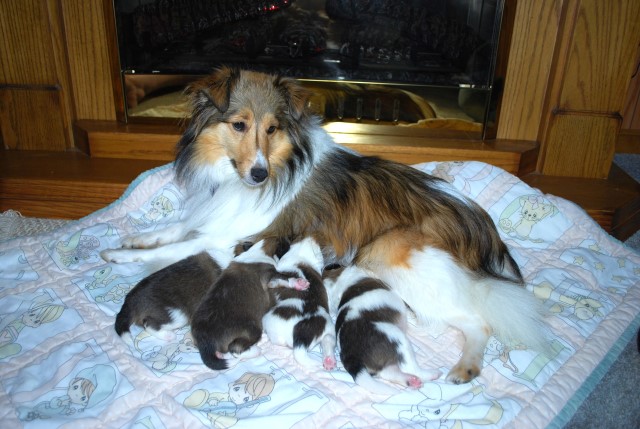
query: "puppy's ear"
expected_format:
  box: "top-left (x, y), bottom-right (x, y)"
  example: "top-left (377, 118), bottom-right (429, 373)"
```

top-left (275, 76), bottom-right (311, 120)
top-left (273, 237), bottom-right (291, 259)
top-left (258, 236), bottom-right (290, 258)
top-left (233, 241), bottom-right (254, 257)
top-left (187, 66), bottom-right (239, 113)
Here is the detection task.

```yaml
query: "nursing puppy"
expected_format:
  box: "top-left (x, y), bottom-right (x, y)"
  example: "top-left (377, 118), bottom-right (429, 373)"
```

top-left (262, 237), bottom-right (337, 370)
top-left (115, 249), bottom-right (230, 342)
top-left (101, 67), bottom-right (546, 383)
top-left (324, 265), bottom-right (441, 395)
top-left (191, 240), bottom-right (307, 370)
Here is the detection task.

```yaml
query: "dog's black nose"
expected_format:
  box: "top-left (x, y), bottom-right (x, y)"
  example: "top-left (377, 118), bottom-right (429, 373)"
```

top-left (250, 167), bottom-right (268, 183)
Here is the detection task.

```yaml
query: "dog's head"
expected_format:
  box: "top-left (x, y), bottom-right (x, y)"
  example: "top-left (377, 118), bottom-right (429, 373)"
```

top-left (176, 67), bottom-right (312, 188)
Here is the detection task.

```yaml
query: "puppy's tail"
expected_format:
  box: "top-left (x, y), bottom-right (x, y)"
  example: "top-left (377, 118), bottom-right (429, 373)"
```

top-left (191, 326), bottom-right (229, 370)
top-left (196, 340), bottom-right (229, 371)
top-left (114, 302), bottom-right (132, 337)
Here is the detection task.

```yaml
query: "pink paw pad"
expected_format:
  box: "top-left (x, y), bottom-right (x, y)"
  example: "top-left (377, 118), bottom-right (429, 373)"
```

top-left (323, 356), bottom-right (337, 371)
top-left (407, 375), bottom-right (423, 389)
top-left (290, 278), bottom-right (310, 291)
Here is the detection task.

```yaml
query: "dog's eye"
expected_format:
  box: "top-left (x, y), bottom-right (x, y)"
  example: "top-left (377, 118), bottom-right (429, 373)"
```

top-left (267, 125), bottom-right (277, 134)
top-left (232, 122), bottom-right (246, 132)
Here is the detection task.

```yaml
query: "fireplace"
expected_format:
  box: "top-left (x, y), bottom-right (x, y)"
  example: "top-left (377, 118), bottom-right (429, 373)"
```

top-left (114, 0), bottom-right (511, 140)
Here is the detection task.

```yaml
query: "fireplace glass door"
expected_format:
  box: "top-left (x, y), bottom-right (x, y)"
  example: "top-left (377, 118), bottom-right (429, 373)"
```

top-left (114, 0), bottom-right (510, 139)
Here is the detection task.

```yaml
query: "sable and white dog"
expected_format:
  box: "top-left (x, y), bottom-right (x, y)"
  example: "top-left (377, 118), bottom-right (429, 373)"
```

top-left (102, 67), bottom-right (545, 383)
top-left (324, 265), bottom-right (441, 394)
top-left (262, 237), bottom-right (336, 370)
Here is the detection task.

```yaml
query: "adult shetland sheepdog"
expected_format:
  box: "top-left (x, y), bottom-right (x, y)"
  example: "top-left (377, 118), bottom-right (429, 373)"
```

top-left (102, 66), bottom-right (545, 384)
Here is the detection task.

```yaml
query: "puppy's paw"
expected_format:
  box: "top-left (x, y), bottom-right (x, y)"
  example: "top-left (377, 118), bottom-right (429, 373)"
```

top-left (419, 369), bottom-right (442, 381)
top-left (148, 328), bottom-right (177, 342)
top-left (445, 363), bottom-right (480, 384)
top-left (290, 277), bottom-right (310, 291)
top-left (268, 277), bottom-right (309, 290)
top-left (234, 345), bottom-right (261, 361)
top-left (323, 355), bottom-right (337, 371)
top-left (406, 375), bottom-right (423, 389)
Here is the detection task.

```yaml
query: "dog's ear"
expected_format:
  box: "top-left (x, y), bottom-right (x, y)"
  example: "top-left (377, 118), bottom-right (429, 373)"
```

top-left (276, 76), bottom-right (312, 120)
top-left (233, 241), bottom-right (254, 257)
top-left (187, 66), bottom-right (239, 113)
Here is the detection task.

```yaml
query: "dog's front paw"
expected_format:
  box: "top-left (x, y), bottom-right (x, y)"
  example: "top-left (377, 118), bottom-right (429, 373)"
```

top-left (100, 249), bottom-right (142, 264)
top-left (121, 233), bottom-right (163, 249)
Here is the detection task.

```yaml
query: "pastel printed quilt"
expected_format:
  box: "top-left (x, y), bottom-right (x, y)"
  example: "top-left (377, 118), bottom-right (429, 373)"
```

top-left (1, 161), bottom-right (639, 429)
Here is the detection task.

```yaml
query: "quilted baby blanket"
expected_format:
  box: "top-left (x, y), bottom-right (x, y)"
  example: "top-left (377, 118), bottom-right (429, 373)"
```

top-left (1, 161), bottom-right (639, 429)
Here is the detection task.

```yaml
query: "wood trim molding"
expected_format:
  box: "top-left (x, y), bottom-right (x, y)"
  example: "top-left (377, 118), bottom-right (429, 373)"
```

top-left (75, 120), bottom-right (539, 175)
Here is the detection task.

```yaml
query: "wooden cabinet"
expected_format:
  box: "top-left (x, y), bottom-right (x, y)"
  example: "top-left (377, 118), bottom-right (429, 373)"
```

top-left (619, 43), bottom-right (640, 153)
top-left (0, 0), bottom-right (74, 151)
top-left (537, 0), bottom-right (640, 178)
top-left (0, 0), bottom-right (117, 151)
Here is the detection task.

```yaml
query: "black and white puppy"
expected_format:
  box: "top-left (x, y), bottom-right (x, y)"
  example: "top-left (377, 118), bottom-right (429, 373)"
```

top-left (263, 237), bottom-right (337, 370)
top-left (191, 240), bottom-right (307, 371)
top-left (115, 249), bottom-right (230, 342)
top-left (324, 265), bottom-right (441, 395)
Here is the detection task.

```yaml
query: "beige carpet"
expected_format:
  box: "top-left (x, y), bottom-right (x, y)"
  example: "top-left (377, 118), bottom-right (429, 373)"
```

top-left (0, 210), bottom-right (70, 242)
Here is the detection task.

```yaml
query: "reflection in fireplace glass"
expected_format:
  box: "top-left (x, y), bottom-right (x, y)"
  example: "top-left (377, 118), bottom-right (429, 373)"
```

top-left (115, 0), bottom-right (508, 138)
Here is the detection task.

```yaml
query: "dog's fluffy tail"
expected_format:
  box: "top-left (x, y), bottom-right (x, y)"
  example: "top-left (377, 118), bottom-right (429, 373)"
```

top-left (476, 277), bottom-right (548, 352)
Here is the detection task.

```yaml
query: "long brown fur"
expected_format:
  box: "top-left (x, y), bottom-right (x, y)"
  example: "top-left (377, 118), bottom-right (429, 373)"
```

top-left (256, 154), bottom-right (521, 283)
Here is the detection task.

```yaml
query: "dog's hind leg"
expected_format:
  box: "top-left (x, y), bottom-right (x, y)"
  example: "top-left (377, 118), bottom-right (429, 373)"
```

top-left (445, 315), bottom-right (491, 384)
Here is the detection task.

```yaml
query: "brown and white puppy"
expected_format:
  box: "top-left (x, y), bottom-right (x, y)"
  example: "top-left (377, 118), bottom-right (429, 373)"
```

top-left (190, 240), bottom-right (307, 371)
top-left (114, 249), bottom-right (229, 342)
top-left (324, 265), bottom-right (441, 394)
top-left (102, 67), bottom-right (546, 383)
top-left (262, 237), bottom-right (336, 370)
